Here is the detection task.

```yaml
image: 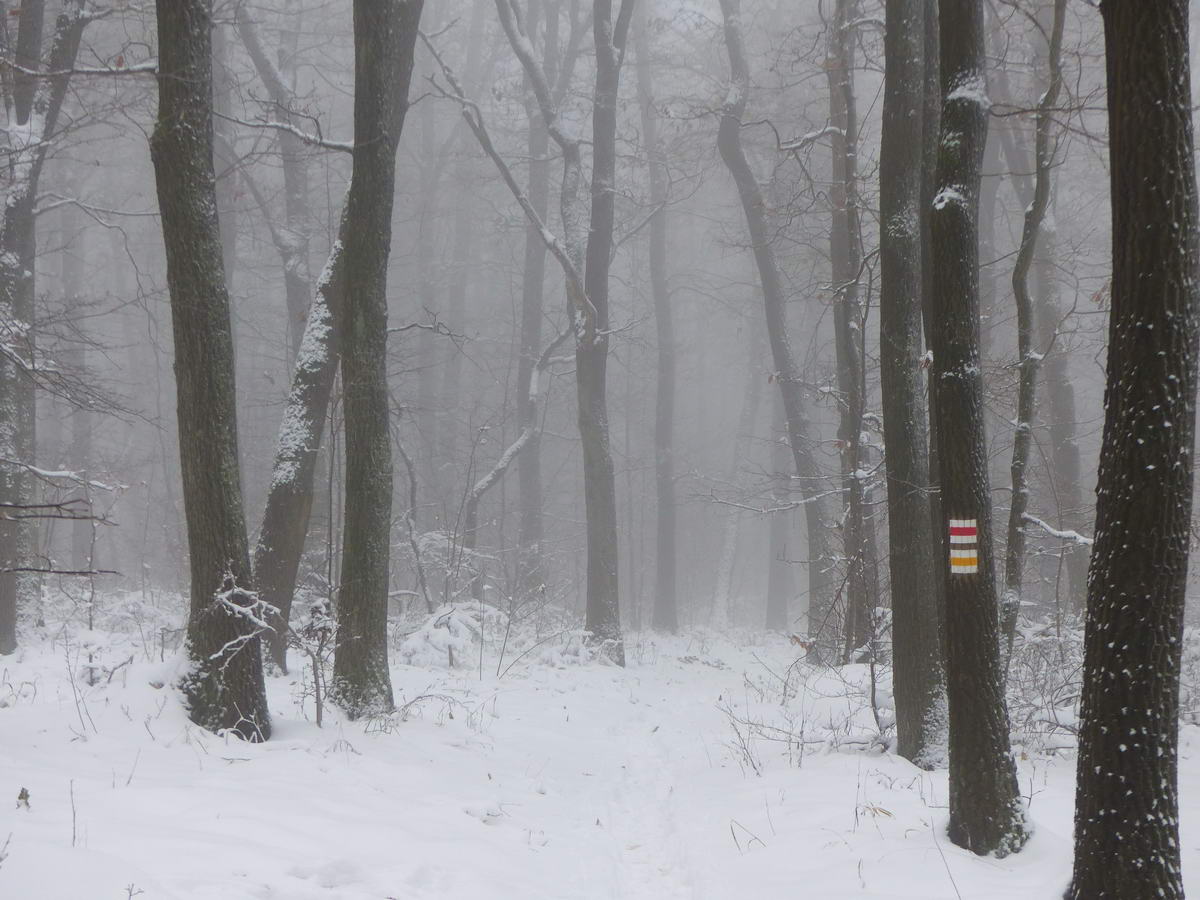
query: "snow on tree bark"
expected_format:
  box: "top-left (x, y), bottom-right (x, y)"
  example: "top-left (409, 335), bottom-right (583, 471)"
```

top-left (1068, 1), bottom-right (1198, 896)
top-left (879, 0), bottom-right (945, 768)
top-left (151, 0), bottom-right (270, 739)
top-left (929, 0), bottom-right (1027, 856)
top-left (330, 0), bottom-right (423, 719)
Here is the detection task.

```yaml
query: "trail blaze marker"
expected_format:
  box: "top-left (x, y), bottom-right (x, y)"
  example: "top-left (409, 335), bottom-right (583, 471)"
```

top-left (948, 518), bottom-right (978, 574)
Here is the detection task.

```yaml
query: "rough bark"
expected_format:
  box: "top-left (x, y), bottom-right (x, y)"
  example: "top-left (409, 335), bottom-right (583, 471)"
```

top-left (919, 0), bottom-right (947, 677)
top-left (880, 0), bottom-right (945, 767)
top-left (152, 0), bottom-right (270, 739)
top-left (929, 0), bottom-right (1026, 855)
top-left (330, 0), bottom-right (423, 719)
top-left (253, 222), bottom-right (347, 672)
top-left (717, 0), bottom-right (834, 650)
top-left (1067, 2), bottom-right (1198, 896)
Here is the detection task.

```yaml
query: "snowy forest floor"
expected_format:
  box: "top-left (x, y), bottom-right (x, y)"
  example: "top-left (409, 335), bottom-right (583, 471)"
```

top-left (3, 594), bottom-right (1200, 899)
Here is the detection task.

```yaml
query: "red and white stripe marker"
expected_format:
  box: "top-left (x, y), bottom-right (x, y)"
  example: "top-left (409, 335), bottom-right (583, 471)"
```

top-left (948, 518), bottom-right (978, 574)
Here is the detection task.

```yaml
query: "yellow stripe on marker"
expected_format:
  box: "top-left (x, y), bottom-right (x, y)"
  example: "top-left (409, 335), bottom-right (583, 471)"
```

top-left (950, 548), bottom-right (978, 573)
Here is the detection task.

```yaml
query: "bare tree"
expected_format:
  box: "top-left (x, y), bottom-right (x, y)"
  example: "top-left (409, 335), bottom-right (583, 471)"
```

top-left (716, 0), bottom-right (834, 651)
top-left (929, 0), bottom-right (1026, 856)
top-left (1068, 1), bottom-right (1198, 896)
top-left (999, 0), bottom-right (1067, 655)
top-left (330, 0), bottom-right (424, 719)
top-left (152, 0), bottom-right (270, 739)
top-left (879, 0), bottom-right (944, 767)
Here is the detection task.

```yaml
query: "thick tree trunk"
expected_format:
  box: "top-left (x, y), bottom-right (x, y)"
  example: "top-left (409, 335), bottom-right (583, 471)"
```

top-left (330, 0), bottom-right (423, 719)
top-left (880, 0), bottom-right (945, 767)
top-left (919, 0), bottom-right (947, 676)
top-left (633, 2), bottom-right (677, 632)
top-left (929, 0), bottom-right (1026, 855)
top-left (152, 0), bottom-right (270, 740)
top-left (1068, 2), bottom-right (1198, 896)
top-left (999, 0), bottom-right (1067, 656)
top-left (717, 0), bottom-right (834, 651)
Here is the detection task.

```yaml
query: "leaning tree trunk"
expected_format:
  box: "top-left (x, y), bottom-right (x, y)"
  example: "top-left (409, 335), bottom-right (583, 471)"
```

top-left (717, 0), bottom-right (834, 651)
top-left (880, 0), bottom-right (945, 768)
top-left (152, 0), bottom-right (270, 740)
top-left (999, 0), bottom-right (1066, 657)
top-left (929, 0), bottom-right (1026, 856)
top-left (634, 2), bottom-right (677, 632)
top-left (1068, 2), bottom-right (1198, 896)
top-left (578, 0), bottom-right (633, 665)
top-left (331, 0), bottom-right (423, 719)
top-left (253, 220), bottom-right (348, 671)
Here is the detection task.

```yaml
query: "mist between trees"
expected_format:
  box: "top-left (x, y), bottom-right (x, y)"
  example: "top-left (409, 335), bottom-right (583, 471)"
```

top-left (0, 0), bottom-right (1196, 891)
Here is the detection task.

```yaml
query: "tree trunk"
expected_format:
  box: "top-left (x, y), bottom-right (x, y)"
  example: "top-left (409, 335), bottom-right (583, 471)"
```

top-left (717, 0), bottom-right (834, 652)
top-left (513, 2), bottom-right (557, 601)
top-left (919, 0), bottom-right (947, 680)
top-left (578, 0), bottom-right (632, 665)
top-left (152, 0), bottom-right (270, 740)
top-left (331, 0), bottom-right (423, 719)
top-left (929, 0), bottom-right (1026, 855)
top-left (253, 220), bottom-right (348, 671)
top-left (827, 0), bottom-right (878, 663)
top-left (880, 0), bottom-right (945, 768)
top-left (1068, 2), bottom-right (1198, 896)
top-left (0, 3), bottom-right (91, 654)
top-left (999, 0), bottom-right (1067, 656)
top-left (633, 1), bottom-right (677, 632)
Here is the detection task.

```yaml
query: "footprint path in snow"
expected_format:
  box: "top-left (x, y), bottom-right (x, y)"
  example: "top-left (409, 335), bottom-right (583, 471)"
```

top-left (600, 714), bottom-right (696, 899)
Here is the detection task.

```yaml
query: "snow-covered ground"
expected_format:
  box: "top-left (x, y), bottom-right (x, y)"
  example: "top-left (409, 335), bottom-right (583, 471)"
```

top-left (2, 599), bottom-right (1200, 899)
